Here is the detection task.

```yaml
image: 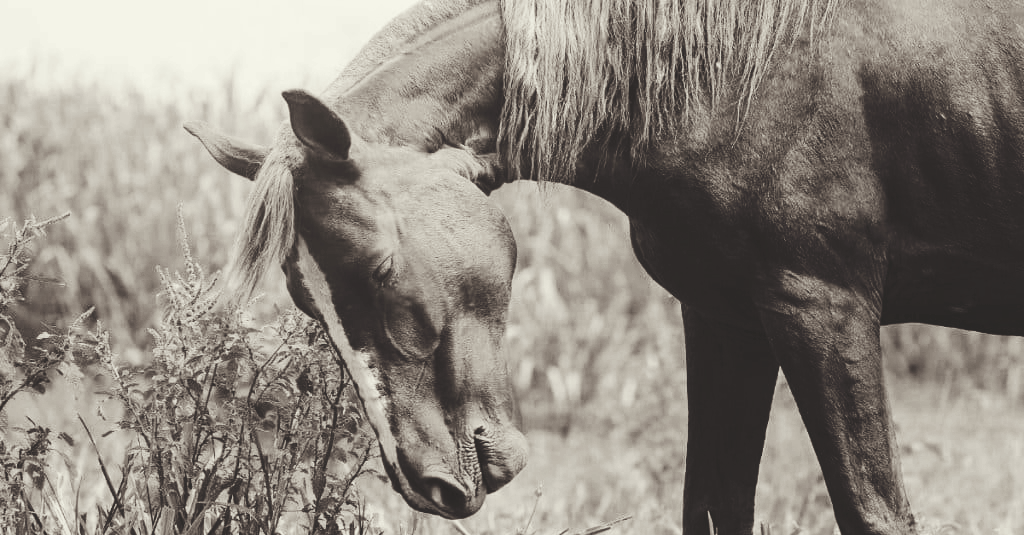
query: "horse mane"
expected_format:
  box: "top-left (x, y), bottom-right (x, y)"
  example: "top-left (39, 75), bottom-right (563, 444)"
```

top-left (226, 129), bottom-right (301, 302)
top-left (499, 0), bottom-right (840, 183)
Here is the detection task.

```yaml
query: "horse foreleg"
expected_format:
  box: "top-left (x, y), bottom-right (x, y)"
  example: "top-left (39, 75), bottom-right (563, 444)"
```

top-left (681, 308), bottom-right (779, 535)
top-left (757, 279), bottom-right (917, 535)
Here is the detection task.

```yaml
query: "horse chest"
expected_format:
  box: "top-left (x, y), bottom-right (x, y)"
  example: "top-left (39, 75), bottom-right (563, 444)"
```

top-left (625, 181), bottom-right (765, 328)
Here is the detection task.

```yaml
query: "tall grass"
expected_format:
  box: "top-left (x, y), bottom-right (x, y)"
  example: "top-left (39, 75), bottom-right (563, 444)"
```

top-left (1, 212), bottom-right (384, 535)
top-left (0, 71), bottom-right (281, 351)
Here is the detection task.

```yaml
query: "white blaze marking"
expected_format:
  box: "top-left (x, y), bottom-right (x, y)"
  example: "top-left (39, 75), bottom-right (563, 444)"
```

top-left (294, 238), bottom-right (399, 466)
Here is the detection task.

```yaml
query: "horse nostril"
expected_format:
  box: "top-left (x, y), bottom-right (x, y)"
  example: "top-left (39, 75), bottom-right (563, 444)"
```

top-left (423, 474), bottom-right (470, 514)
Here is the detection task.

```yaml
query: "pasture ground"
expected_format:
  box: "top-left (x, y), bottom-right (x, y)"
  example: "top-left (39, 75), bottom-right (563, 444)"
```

top-left (354, 378), bottom-right (1024, 535)
top-left (2, 69), bottom-right (1023, 535)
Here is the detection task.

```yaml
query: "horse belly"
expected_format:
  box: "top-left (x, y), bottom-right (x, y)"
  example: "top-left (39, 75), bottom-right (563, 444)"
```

top-left (883, 248), bottom-right (1024, 335)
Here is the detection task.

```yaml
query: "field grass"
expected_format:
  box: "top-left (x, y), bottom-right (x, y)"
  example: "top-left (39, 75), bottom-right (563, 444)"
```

top-left (2, 69), bottom-right (1023, 534)
top-left (352, 378), bottom-right (1024, 535)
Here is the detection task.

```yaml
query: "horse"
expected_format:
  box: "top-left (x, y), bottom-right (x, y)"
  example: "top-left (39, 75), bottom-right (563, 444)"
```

top-left (185, 1), bottom-right (1024, 533)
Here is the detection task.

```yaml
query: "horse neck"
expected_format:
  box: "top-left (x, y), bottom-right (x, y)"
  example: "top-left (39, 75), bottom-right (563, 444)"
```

top-left (329, 2), bottom-right (504, 150)
top-left (323, 0), bottom-right (497, 99)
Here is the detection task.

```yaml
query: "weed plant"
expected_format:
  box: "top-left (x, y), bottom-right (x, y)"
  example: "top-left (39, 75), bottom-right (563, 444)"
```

top-left (1, 213), bottom-right (384, 535)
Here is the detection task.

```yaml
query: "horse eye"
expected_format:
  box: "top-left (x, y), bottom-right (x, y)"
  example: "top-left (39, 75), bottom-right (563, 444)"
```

top-left (372, 256), bottom-right (395, 287)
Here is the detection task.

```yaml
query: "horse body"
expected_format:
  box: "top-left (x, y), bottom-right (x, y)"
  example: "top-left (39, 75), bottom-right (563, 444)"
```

top-left (187, 1), bottom-right (1024, 533)
top-left (606, 4), bottom-right (1024, 530)
top-left (622, 0), bottom-right (1024, 335)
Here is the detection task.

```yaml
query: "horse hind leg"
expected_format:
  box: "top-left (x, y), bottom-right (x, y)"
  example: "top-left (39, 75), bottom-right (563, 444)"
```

top-left (681, 308), bottom-right (779, 535)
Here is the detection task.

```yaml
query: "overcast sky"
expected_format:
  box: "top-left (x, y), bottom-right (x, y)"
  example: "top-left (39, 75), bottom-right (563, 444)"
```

top-left (0, 1), bottom-right (417, 98)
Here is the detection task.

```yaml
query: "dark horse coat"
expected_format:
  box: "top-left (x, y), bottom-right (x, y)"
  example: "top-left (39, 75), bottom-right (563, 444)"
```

top-left (188, 1), bottom-right (1024, 533)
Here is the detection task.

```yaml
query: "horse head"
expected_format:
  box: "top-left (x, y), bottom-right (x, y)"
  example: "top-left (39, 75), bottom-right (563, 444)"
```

top-left (187, 2), bottom-right (520, 518)
top-left (185, 85), bottom-right (523, 518)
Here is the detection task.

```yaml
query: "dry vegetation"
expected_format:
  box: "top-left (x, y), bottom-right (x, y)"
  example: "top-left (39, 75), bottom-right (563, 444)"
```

top-left (1, 69), bottom-right (1023, 534)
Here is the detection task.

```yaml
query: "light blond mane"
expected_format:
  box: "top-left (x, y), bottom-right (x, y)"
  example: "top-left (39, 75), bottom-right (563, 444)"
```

top-left (499, 0), bottom-right (840, 183)
top-left (226, 129), bottom-right (302, 302)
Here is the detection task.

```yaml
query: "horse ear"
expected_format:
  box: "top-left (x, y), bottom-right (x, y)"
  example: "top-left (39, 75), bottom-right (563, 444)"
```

top-left (282, 89), bottom-right (351, 162)
top-left (183, 121), bottom-right (268, 181)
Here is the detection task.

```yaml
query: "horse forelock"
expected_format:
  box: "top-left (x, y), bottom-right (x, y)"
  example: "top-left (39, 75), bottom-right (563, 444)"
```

top-left (227, 138), bottom-right (300, 303)
top-left (498, 0), bottom-right (840, 184)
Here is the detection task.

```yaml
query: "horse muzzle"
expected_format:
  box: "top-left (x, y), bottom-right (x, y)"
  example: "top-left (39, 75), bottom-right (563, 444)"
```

top-left (391, 423), bottom-right (528, 519)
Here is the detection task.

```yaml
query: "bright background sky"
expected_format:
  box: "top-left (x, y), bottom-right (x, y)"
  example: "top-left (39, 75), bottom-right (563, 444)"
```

top-left (0, 1), bottom-right (418, 100)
